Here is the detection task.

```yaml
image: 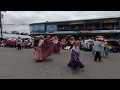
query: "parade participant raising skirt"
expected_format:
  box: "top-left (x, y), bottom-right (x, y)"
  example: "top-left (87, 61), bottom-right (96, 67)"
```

top-left (41, 35), bottom-right (53, 58)
top-left (68, 41), bottom-right (85, 71)
top-left (34, 35), bottom-right (53, 62)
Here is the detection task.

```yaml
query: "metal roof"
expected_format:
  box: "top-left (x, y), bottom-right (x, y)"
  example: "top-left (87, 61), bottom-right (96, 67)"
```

top-left (30, 16), bottom-right (120, 25)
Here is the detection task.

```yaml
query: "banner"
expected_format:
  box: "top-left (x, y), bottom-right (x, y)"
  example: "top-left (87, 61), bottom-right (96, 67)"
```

top-left (78, 30), bottom-right (92, 33)
top-left (46, 31), bottom-right (54, 34)
top-left (54, 31), bottom-right (73, 34)
top-left (73, 31), bottom-right (78, 34)
top-left (100, 30), bottom-right (120, 33)
top-left (30, 31), bottom-right (46, 34)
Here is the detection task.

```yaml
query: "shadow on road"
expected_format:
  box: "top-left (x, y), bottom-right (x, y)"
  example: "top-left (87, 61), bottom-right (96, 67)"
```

top-left (33, 59), bottom-right (53, 63)
top-left (70, 68), bottom-right (80, 75)
top-left (43, 59), bottom-right (53, 62)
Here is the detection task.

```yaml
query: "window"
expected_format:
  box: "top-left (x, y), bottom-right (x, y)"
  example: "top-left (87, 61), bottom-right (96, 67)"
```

top-left (46, 25), bottom-right (57, 31)
top-left (30, 25), bottom-right (33, 32)
top-left (103, 19), bottom-right (118, 23)
top-left (35, 24), bottom-right (45, 31)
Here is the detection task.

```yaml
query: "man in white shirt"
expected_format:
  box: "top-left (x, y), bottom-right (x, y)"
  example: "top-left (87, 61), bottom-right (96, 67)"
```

top-left (94, 39), bottom-right (102, 62)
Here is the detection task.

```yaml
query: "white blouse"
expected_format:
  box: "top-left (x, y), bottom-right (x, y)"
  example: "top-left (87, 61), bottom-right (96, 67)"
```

top-left (72, 46), bottom-right (80, 54)
top-left (53, 40), bottom-right (58, 44)
top-left (38, 39), bottom-right (44, 46)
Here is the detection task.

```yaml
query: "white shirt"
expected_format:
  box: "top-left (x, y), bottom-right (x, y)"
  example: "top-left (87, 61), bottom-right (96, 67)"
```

top-left (38, 39), bottom-right (44, 46)
top-left (72, 46), bottom-right (80, 54)
top-left (93, 41), bottom-right (101, 51)
top-left (17, 39), bottom-right (22, 44)
top-left (53, 40), bottom-right (58, 44)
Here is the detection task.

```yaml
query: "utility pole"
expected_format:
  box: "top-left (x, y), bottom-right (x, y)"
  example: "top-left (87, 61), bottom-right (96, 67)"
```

top-left (0, 11), bottom-right (6, 38)
top-left (0, 11), bottom-right (2, 38)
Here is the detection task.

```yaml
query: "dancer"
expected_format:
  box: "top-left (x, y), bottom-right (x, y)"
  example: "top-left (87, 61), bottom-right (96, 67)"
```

top-left (34, 35), bottom-right (53, 62)
top-left (52, 36), bottom-right (61, 53)
top-left (68, 41), bottom-right (85, 71)
top-left (42, 35), bottom-right (53, 58)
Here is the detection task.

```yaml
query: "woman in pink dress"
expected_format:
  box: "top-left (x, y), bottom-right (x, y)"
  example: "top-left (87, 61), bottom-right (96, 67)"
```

top-left (34, 35), bottom-right (53, 62)
top-left (41, 35), bottom-right (53, 58)
top-left (34, 35), bottom-right (45, 62)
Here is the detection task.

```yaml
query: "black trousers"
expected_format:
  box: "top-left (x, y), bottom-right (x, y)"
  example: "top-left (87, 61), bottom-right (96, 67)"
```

top-left (17, 44), bottom-right (21, 50)
top-left (70, 44), bottom-right (74, 50)
top-left (94, 51), bottom-right (101, 61)
top-left (61, 45), bottom-right (65, 50)
top-left (89, 45), bottom-right (92, 52)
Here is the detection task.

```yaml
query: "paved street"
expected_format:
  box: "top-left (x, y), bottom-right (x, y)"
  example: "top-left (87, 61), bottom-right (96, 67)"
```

top-left (0, 47), bottom-right (120, 79)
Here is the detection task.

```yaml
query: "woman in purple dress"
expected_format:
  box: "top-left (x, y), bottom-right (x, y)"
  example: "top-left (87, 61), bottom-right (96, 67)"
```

top-left (52, 36), bottom-right (61, 53)
top-left (68, 41), bottom-right (85, 71)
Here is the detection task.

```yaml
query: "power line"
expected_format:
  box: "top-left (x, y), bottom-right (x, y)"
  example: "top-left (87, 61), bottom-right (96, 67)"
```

top-left (3, 24), bottom-right (29, 25)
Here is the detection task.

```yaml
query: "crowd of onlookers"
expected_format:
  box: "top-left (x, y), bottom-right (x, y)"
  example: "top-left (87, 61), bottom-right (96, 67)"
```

top-left (60, 36), bottom-right (94, 51)
top-left (60, 36), bottom-right (120, 53)
top-left (0, 35), bottom-right (120, 53)
top-left (0, 38), bottom-right (34, 49)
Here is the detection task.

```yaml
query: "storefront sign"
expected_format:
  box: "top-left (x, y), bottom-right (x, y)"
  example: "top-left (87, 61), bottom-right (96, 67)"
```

top-left (46, 31), bottom-right (54, 34)
top-left (73, 31), bottom-right (78, 34)
top-left (92, 30), bottom-right (101, 33)
top-left (54, 31), bottom-right (73, 34)
top-left (101, 30), bottom-right (120, 33)
top-left (78, 30), bottom-right (92, 33)
top-left (30, 31), bottom-right (46, 34)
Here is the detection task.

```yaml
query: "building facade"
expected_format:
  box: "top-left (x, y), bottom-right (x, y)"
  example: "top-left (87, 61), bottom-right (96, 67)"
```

top-left (29, 17), bottom-right (120, 39)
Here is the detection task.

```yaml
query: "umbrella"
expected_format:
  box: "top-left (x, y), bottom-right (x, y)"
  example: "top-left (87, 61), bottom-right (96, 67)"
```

top-left (106, 39), bottom-right (119, 42)
top-left (8, 38), bottom-right (16, 41)
top-left (50, 37), bottom-right (55, 41)
top-left (106, 39), bottom-right (119, 46)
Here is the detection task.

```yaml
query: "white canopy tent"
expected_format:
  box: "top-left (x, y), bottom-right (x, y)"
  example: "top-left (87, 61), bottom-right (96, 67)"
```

top-left (0, 34), bottom-right (31, 39)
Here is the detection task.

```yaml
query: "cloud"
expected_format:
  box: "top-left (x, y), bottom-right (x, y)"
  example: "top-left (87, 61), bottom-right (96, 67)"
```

top-left (2, 11), bottom-right (120, 33)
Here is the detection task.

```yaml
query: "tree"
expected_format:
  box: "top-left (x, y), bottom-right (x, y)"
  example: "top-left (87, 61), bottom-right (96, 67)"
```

top-left (3, 31), bottom-right (7, 33)
top-left (20, 32), bottom-right (29, 35)
top-left (16, 31), bottom-right (19, 34)
top-left (20, 32), bottom-right (24, 35)
top-left (24, 33), bottom-right (29, 35)
top-left (11, 31), bottom-right (20, 34)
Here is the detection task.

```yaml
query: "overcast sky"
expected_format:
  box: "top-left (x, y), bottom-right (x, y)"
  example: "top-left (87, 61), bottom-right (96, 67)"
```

top-left (2, 11), bottom-right (120, 34)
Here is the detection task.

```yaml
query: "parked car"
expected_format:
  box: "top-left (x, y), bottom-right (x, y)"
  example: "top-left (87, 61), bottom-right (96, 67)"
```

top-left (106, 39), bottom-right (120, 53)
